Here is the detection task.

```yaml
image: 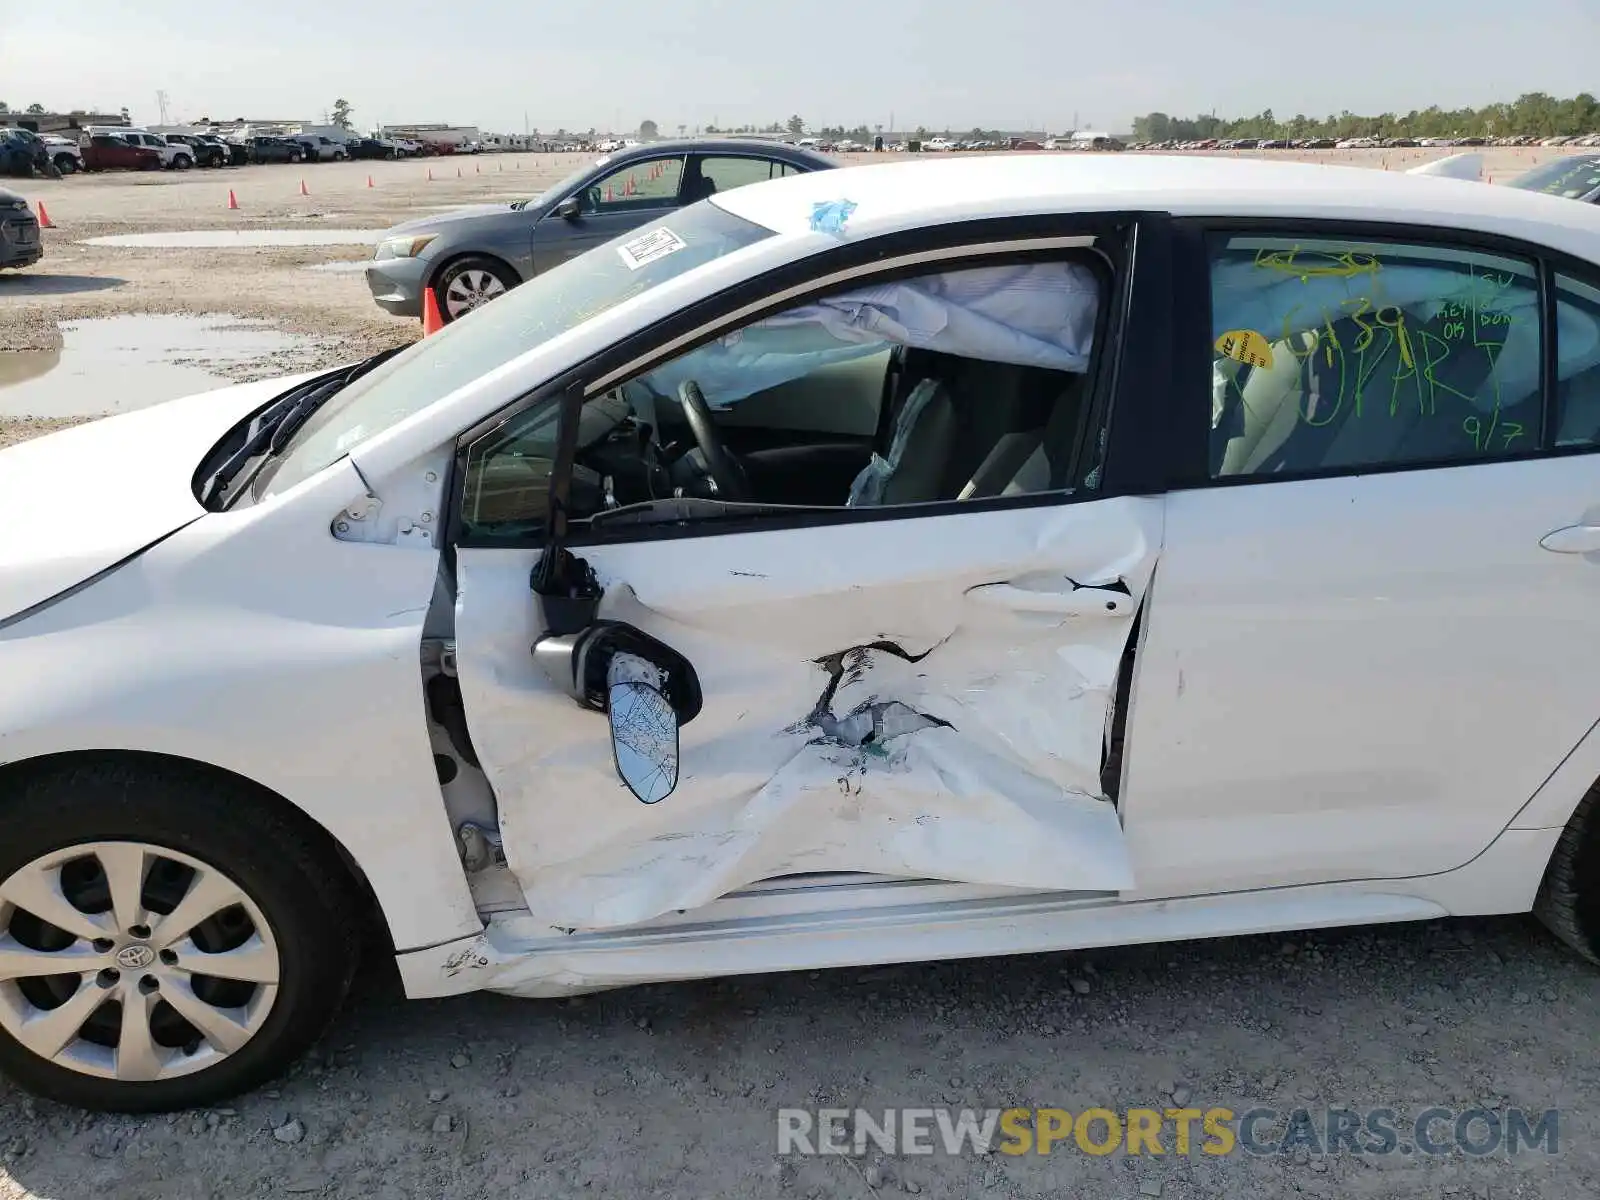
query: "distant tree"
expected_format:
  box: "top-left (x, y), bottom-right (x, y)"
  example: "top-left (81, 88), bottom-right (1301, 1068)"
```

top-left (704, 123), bottom-right (719, 134)
top-left (638, 119), bottom-right (659, 140)
top-left (914, 126), bottom-right (928, 139)
top-left (786, 114), bottom-right (805, 137)
top-left (0, 102), bottom-right (9, 113)
top-left (677, 123), bottom-right (687, 138)
top-left (331, 98), bottom-right (355, 129)
top-left (25, 102), bottom-right (45, 114)
top-left (1130, 90), bottom-right (1600, 144)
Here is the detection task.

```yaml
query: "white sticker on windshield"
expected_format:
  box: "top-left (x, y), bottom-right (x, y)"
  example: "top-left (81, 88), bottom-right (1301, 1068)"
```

top-left (617, 227), bottom-right (687, 271)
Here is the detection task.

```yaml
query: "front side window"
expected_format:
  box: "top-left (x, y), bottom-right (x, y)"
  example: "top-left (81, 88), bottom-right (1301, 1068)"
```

top-left (458, 256), bottom-right (1109, 541)
top-left (579, 157), bottom-right (685, 213)
top-left (1207, 234), bottom-right (1541, 479)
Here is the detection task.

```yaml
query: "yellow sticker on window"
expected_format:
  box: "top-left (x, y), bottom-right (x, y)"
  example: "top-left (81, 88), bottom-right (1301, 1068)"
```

top-left (1215, 329), bottom-right (1275, 369)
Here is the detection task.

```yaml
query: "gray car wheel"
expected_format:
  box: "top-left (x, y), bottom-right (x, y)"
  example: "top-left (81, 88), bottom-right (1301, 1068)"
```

top-left (433, 256), bottom-right (518, 322)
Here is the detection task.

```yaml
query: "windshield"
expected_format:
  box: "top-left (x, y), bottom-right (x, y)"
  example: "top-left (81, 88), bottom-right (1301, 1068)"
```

top-left (1506, 156), bottom-right (1600, 199)
top-left (253, 200), bottom-right (776, 498)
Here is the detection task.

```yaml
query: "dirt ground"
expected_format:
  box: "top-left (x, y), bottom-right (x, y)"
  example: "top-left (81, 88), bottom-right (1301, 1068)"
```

top-left (3, 144), bottom-right (1600, 1198)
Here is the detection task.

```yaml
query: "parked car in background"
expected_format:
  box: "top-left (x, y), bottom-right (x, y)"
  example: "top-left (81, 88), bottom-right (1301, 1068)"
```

top-left (79, 134), bottom-right (162, 172)
top-left (118, 130), bottom-right (191, 169)
top-left (1505, 154), bottom-right (1600, 204)
top-left (41, 135), bottom-right (83, 174)
top-left (289, 135), bottom-right (350, 163)
top-left (0, 187), bottom-right (41, 269)
top-left (249, 136), bottom-right (305, 164)
top-left (164, 134), bottom-right (229, 168)
top-left (366, 138), bottom-right (835, 322)
top-left (0, 129), bottom-right (53, 178)
top-left (351, 138), bottom-right (400, 160)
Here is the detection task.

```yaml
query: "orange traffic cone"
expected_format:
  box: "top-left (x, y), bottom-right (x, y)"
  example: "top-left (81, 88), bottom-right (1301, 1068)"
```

top-left (299, 178), bottom-right (310, 196)
top-left (456, 166), bottom-right (462, 178)
top-left (427, 167), bottom-right (434, 181)
top-left (497, 162), bottom-right (503, 171)
top-left (227, 189), bottom-right (239, 210)
top-left (367, 174), bottom-right (374, 188)
top-left (625, 175), bottom-right (636, 195)
top-left (422, 287), bottom-right (445, 335)
top-left (475, 163), bottom-right (481, 173)
top-left (604, 184), bottom-right (614, 202)
top-left (34, 202), bottom-right (54, 229)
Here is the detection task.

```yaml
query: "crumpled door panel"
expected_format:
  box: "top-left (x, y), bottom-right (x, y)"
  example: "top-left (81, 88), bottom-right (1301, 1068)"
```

top-left (453, 496), bottom-right (1162, 932)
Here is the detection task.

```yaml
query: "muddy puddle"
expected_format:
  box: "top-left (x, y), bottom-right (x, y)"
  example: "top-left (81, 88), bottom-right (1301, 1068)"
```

top-left (0, 314), bottom-right (306, 418)
top-left (83, 229), bottom-right (387, 249)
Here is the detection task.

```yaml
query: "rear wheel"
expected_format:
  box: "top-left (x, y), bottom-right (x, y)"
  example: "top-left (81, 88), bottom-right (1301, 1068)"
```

top-left (0, 759), bottom-right (362, 1112)
top-left (53, 154), bottom-right (77, 175)
top-left (172, 154), bottom-right (193, 171)
top-left (432, 255), bottom-right (519, 322)
top-left (1536, 785), bottom-right (1600, 962)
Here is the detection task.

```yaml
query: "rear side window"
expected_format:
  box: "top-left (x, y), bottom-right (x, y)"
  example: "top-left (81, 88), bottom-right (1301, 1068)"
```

top-left (1206, 234), bottom-right (1541, 478)
top-left (695, 156), bottom-right (792, 191)
top-left (1555, 272), bottom-right (1600, 448)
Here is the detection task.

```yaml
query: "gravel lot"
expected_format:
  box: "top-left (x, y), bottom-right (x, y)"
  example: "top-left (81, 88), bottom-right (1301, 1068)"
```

top-left (2, 144), bottom-right (1598, 1198)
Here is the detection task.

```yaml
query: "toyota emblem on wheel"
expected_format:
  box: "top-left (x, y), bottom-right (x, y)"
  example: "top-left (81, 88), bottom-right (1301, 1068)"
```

top-left (115, 944), bottom-right (156, 970)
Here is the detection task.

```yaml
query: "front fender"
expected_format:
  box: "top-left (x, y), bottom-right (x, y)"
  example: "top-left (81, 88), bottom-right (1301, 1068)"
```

top-left (0, 461), bottom-right (481, 952)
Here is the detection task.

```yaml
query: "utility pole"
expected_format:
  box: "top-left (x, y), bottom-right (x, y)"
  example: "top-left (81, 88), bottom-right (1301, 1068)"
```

top-left (156, 89), bottom-right (170, 126)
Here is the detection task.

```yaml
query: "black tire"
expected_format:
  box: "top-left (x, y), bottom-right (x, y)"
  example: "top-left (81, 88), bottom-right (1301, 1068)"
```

top-left (173, 154), bottom-right (192, 171)
top-left (0, 757), bottom-right (363, 1112)
top-left (1536, 784), bottom-right (1600, 963)
top-left (430, 255), bottom-right (520, 324)
top-left (53, 155), bottom-right (77, 175)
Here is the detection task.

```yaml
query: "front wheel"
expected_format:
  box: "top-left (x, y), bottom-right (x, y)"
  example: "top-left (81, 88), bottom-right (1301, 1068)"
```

top-left (172, 155), bottom-right (192, 171)
top-left (432, 255), bottom-right (518, 323)
top-left (0, 759), bottom-right (363, 1112)
top-left (53, 155), bottom-right (77, 175)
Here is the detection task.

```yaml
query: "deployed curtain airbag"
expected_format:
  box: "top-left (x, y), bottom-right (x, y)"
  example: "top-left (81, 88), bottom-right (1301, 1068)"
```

top-left (642, 261), bottom-right (1101, 409)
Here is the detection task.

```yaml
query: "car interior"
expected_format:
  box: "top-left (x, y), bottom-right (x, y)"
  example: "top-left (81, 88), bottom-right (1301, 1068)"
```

top-left (460, 256), bottom-right (1111, 535)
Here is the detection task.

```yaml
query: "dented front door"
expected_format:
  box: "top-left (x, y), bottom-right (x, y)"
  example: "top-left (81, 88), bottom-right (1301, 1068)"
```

top-left (453, 497), bottom-right (1163, 933)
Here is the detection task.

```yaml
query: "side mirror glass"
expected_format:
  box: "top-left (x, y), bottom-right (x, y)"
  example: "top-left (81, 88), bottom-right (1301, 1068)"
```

top-left (606, 652), bottom-right (679, 804)
top-left (556, 195), bottom-right (582, 220)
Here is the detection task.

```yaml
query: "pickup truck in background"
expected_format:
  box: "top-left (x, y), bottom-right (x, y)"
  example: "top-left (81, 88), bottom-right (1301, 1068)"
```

top-left (41, 135), bottom-right (83, 174)
top-left (80, 134), bottom-right (162, 171)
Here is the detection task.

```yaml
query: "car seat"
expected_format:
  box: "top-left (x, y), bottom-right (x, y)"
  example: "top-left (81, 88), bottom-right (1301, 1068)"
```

top-left (684, 173), bottom-right (718, 204)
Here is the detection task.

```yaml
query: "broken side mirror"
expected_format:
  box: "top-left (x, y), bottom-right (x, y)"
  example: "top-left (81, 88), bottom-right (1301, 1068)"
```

top-left (606, 652), bottom-right (680, 804)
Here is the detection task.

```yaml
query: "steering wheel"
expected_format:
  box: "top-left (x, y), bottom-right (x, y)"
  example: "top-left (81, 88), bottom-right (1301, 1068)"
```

top-left (677, 381), bottom-right (752, 501)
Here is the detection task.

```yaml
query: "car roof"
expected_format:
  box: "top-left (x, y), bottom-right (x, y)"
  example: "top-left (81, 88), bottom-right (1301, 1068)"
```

top-left (711, 153), bottom-right (1600, 266)
top-left (597, 137), bottom-right (835, 170)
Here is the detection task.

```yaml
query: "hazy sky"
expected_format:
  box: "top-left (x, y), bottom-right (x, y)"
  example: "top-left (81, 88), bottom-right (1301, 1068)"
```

top-left (4, 0), bottom-right (1597, 135)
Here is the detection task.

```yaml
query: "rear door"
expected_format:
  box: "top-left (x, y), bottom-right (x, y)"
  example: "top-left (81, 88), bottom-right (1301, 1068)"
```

top-left (1122, 222), bottom-right (1600, 897)
top-left (449, 215), bottom-right (1175, 934)
top-left (531, 155), bottom-right (688, 272)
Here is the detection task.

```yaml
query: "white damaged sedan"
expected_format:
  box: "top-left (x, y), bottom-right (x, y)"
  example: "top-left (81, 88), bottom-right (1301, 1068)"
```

top-left (5, 153), bottom-right (1600, 1111)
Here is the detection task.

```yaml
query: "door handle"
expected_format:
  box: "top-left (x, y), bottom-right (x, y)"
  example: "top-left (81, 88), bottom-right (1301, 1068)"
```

top-left (965, 582), bottom-right (1133, 617)
top-left (1540, 524), bottom-right (1600, 555)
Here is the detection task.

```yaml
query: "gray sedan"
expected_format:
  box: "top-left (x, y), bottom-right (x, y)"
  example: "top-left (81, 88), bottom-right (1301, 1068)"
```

top-left (365, 139), bottom-right (836, 323)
